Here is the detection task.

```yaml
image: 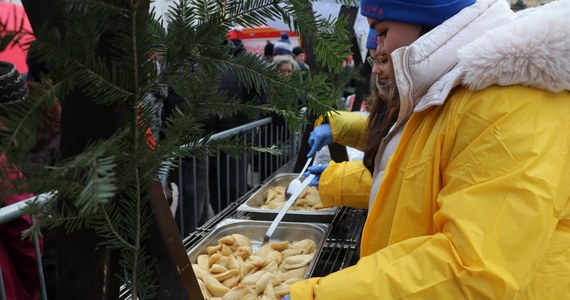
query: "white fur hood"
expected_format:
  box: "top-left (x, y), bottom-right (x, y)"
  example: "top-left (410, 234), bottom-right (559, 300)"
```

top-left (392, 0), bottom-right (570, 118)
top-left (459, 0), bottom-right (570, 93)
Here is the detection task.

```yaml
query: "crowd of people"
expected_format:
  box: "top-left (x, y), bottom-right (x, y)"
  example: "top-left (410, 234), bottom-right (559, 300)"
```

top-left (167, 28), bottom-right (318, 235)
top-left (0, 61), bottom-right (43, 300)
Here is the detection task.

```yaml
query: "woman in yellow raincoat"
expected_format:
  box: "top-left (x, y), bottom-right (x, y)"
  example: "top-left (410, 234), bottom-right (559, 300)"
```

top-left (290, 0), bottom-right (570, 299)
top-left (304, 26), bottom-right (401, 209)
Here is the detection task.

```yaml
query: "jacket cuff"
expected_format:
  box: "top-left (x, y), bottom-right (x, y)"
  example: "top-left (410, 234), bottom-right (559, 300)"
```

top-left (318, 161), bottom-right (343, 207)
top-left (290, 277), bottom-right (321, 300)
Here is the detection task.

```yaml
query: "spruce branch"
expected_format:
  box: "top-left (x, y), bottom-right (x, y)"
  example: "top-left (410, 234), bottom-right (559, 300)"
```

top-left (102, 205), bottom-right (136, 250)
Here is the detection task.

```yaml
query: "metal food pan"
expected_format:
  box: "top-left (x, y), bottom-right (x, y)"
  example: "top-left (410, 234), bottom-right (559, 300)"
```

top-left (237, 173), bottom-right (337, 222)
top-left (187, 219), bottom-right (330, 278)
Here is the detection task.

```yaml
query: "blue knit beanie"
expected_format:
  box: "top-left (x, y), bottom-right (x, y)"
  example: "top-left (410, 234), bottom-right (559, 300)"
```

top-left (366, 29), bottom-right (378, 50)
top-left (273, 32), bottom-right (292, 56)
top-left (360, 0), bottom-right (476, 27)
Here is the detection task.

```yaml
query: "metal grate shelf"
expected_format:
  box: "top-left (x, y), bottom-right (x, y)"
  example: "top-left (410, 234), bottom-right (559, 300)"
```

top-left (183, 191), bottom-right (368, 277)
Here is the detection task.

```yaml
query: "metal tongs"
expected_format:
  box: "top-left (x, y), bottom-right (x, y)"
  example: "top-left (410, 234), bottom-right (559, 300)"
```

top-left (262, 172), bottom-right (316, 245)
top-left (285, 157), bottom-right (314, 199)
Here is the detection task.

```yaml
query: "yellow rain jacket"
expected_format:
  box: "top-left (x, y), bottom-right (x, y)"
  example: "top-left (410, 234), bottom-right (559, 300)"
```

top-left (291, 0), bottom-right (570, 298)
top-left (319, 111), bottom-right (371, 209)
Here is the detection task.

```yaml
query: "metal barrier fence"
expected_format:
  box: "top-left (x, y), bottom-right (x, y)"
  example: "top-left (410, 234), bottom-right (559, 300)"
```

top-left (174, 116), bottom-right (300, 237)
top-left (0, 192), bottom-right (54, 300)
top-left (0, 116), bottom-right (299, 299)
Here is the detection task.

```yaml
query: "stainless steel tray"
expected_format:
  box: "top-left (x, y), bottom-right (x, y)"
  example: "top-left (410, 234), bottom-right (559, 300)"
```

top-left (187, 219), bottom-right (330, 279)
top-left (237, 173), bottom-right (337, 222)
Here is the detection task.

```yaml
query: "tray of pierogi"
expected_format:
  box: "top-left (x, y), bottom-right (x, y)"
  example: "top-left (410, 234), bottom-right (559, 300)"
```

top-left (237, 173), bottom-right (337, 223)
top-left (187, 219), bottom-right (330, 300)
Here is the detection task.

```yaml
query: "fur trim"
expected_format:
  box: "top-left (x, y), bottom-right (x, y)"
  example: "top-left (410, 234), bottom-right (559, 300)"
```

top-left (272, 55), bottom-right (299, 71)
top-left (459, 0), bottom-right (570, 92)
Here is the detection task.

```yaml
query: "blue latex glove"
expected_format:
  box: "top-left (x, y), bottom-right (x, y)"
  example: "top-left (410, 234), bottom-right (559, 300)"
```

top-left (282, 295), bottom-right (290, 300)
top-left (307, 124), bottom-right (333, 158)
top-left (303, 163), bottom-right (329, 187)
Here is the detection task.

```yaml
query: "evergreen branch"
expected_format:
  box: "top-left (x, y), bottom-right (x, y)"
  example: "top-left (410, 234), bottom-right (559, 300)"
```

top-left (165, 0), bottom-right (228, 62)
top-left (64, 0), bottom-right (130, 14)
top-left (223, 0), bottom-right (283, 28)
top-left (102, 206), bottom-right (136, 250)
top-left (44, 200), bottom-right (97, 233)
top-left (280, 0), bottom-right (351, 71)
top-left (156, 155), bottom-right (178, 179)
top-left (20, 215), bottom-right (42, 242)
top-left (178, 137), bottom-right (281, 159)
top-left (131, 167), bottom-right (142, 300)
top-left (77, 155), bottom-right (118, 214)
top-left (75, 63), bottom-right (134, 104)
top-left (0, 91), bottom-right (41, 158)
top-left (14, 0), bottom-right (356, 295)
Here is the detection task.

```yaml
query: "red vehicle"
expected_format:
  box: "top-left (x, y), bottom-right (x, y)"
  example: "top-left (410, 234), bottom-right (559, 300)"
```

top-left (240, 26), bottom-right (300, 56)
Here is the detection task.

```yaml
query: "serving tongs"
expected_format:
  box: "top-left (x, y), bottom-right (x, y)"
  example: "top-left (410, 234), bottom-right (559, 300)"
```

top-left (285, 157), bottom-right (314, 199)
top-left (261, 173), bottom-right (316, 246)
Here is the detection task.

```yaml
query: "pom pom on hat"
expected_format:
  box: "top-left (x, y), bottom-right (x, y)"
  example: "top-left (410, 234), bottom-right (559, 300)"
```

top-left (360, 0), bottom-right (476, 27)
top-left (0, 61), bottom-right (28, 106)
top-left (273, 33), bottom-right (292, 56)
top-left (292, 46), bottom-right (305, 57)
top-left (278, 32), bottom-right (291, 44)
top-left (366, 29), bottom-right (378, 50)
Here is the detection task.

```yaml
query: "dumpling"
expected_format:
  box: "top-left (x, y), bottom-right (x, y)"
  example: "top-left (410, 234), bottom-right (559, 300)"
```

top-left (203, 275), bottom-right (230, 297)
top-left (222, 284), bottom-right (257, 300)
top-left (289, 239), bottom-right (316, 254)
top-left (282, 253), bottom-right (314, 270)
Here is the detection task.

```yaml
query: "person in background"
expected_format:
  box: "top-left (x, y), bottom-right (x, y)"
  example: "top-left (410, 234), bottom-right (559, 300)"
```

top-left (156, 41), bottom-right (215, 233)
top-left (306, 27), bottom-right (384, 168)
top-left (289, 0), bottom-right (570, 299)
top-left (226, 25), bottom-right (244, 54)
top-left (162, 87), bottom-right (215, 235)
top-left (207, 26), bottom-right (263, 213)
top-left (254, 54), bottom-right (299, 178)
top-left (272, 35), bottom-right (303, 83)
top-left (272, 54), bottom-right (297, 77)
top-left (303, 63), bottom-right (399, 208)
top-left (306, 27), bottom-right (394, 164)
top-left (365, 28), bottom-right (378, 58)
top-left (18, 51), bottom-right (60, 299)
top-left (263, 40), bottom-right (274, 62)
top-left (292, 46), bottom-right (310, 81)
top-left (292, 46), bottom-right (306, 65)
top-left (20, 52), bottom-right (61, 178)
top-left (343, 54), bottom-right (354, 69)
top-left (0, 61), bottom-right (42, 300)
top-left (272, 32), bottom-right (293, 57)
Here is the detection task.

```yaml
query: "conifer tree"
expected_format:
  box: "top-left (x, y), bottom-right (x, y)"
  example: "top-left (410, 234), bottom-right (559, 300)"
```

top-left (1, 0), bottom-right (357, 297)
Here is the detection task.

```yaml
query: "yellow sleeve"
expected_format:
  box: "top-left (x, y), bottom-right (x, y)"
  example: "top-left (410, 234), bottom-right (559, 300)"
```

top-left (318, 160), bottom-right (371, 209)
top-left (327, 111), bottom-right (368, 151)
top-left (291, 88), bottom-right (570, 299)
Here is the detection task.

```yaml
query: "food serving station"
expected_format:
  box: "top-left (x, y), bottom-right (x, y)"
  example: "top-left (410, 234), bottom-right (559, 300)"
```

top-left (180, 166), bottom-right (367, 299)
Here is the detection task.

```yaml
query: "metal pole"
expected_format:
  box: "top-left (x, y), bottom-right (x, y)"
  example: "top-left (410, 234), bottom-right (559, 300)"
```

top-left (192, 157), bottom-right (198, 231)
top-left (31, 216), bottom-right (47, 300)
top-left (0, 264), bottom-right (6, 300)
top-left (216, 154), bottom-right (221, 213)
top-left (178, 157), bottom-right (185, 236)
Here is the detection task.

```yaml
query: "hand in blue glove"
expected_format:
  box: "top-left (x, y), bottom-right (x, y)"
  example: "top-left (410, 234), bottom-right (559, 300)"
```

top-left (282, 295), bottom-right (290, 300)
top-left (307, 124), bottom-right (332, 158)
top-left (303, 163), bottom-right (329, 187)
